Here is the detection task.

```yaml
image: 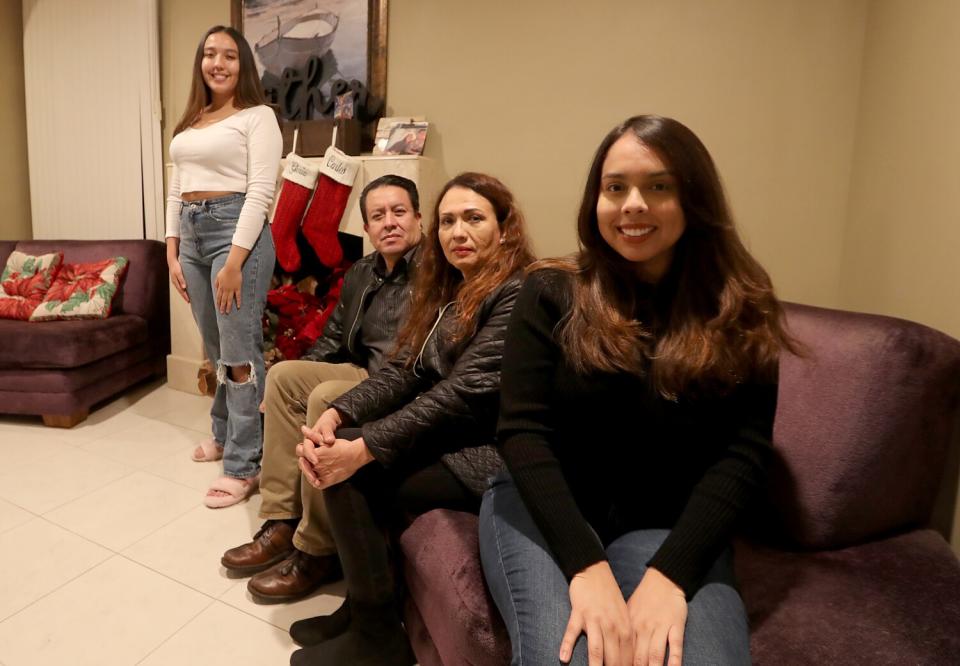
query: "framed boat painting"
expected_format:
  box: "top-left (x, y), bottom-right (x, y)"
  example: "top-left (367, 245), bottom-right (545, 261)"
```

top-left (231, 0), bottom-right (387, 121)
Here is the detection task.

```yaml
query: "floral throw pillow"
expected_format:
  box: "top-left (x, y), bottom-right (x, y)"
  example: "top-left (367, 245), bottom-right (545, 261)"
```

top-left (30, 257), bottom-right (129, 321)
top-left (0, 250), bottom-right (64, 320)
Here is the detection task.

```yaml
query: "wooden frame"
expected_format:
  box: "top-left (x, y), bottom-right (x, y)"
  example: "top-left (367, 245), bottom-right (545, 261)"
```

top-left (230, 0), bottom-right (388, 118)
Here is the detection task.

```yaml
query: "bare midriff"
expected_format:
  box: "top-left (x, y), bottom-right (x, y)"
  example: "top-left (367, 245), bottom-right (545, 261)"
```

top-left (181, 191), bottom-right (239, 202)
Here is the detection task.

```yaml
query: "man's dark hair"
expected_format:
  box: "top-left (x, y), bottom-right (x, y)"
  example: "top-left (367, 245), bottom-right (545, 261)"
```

top-left (359, 174), bottom-right (420, 224)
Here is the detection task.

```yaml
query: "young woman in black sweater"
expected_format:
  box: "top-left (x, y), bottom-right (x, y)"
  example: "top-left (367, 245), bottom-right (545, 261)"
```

top-left (479, 116), bottom-right (796, 666)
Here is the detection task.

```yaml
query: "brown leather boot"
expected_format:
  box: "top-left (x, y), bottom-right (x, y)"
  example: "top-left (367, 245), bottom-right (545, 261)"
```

top-left (221, 520), bottom-right (296, 577)
top-left (247, 549), bottom-right (342, 604)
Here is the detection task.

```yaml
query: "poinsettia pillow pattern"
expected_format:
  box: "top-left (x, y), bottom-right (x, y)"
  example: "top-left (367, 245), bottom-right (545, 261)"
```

top-left (0, 250), bottom-right (64, 320)
top-left (30, 256), bottom-right (129, 321)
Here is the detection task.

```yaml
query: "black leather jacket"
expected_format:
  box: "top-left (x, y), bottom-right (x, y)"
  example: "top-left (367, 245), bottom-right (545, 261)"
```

top-left (301, 249), bottom-right (415, 372)
top-left (331, 273), bottom-right (523, 494)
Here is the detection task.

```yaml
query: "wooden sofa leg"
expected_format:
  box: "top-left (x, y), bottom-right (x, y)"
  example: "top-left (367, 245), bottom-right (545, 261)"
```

top-left (42, 409), bottom-right (89, 428)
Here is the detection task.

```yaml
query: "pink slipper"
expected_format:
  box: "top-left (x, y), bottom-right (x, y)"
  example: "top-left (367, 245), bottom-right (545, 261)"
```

top-left (204, 474), bottom-right (260, 509)
top-left (192, 438), bottom-right (224, 462)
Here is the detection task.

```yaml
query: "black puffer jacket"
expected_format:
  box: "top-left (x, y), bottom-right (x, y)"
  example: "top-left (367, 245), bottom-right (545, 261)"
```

top-left (331, 274), bottom-right (523, 494)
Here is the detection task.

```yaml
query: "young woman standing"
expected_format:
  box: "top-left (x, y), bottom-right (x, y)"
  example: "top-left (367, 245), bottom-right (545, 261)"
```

top-left (166, 25), bottom-right (282, 508)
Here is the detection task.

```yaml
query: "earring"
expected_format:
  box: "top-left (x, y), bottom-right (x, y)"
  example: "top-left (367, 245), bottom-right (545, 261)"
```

top-left (499, 237), bottom-right (506, 245)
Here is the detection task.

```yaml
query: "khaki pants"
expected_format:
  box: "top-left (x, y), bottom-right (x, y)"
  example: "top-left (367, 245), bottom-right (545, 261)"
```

top-left (260, 360), bottom-right (368, 556)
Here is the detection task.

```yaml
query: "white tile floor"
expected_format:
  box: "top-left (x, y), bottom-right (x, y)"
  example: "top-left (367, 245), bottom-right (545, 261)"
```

top-left (0, 380), bottom-right (346, 666)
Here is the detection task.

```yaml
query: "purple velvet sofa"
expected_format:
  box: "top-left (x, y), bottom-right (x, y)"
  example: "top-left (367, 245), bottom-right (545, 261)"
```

top-left (399, 302), bottom-right (960, 665)
top-left (0, 239), bottom-right (169, 427)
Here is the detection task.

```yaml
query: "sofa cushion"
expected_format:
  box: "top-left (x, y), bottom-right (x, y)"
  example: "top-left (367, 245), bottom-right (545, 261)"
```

top-left (0, 250), bottom-right (63, 320)
top-left (400, 510), bottom-right (511, 666)
top-left (735, 530), bottom-right (960, 665)
top-left (0, 314), bottom-right (148, 368)
top-left (15, 240), bottom-right (167, 322)
top-left (31, 256), bottom-right (129, 321)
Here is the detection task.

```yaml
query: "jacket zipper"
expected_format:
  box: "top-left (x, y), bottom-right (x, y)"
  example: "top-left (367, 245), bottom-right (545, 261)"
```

top-left (346, 281), bottom-right (376, 355)
top-left (414, 301), bottom-right (454, 377)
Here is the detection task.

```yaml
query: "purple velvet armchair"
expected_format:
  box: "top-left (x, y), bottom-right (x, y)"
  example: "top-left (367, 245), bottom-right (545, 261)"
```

top-left (399, 302), bottom-right (960, 665)
top-left (0, 239), bottom-right (169, 427)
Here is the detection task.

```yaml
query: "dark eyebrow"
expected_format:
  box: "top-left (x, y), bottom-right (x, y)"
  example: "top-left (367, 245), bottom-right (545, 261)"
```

top-left (601, 170), bottom-right (674, 180)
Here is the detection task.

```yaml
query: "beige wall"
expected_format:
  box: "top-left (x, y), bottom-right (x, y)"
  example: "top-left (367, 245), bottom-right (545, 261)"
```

top-left (0, 0), bottom-right (32, 240)
top-left (842, 0), bottom-right (960, 339)
top-left (842, 0), bottom-right (960, 550)
top-left (158, 0), bottom-right (869, 309)
top-left (388, 0), bottom-right (868, 307)
top-left (160, 0), bottom-right (230, 164)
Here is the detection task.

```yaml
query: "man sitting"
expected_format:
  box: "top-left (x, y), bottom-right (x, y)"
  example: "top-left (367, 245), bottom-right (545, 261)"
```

top-left (221, 174), bottom-right (422, 603)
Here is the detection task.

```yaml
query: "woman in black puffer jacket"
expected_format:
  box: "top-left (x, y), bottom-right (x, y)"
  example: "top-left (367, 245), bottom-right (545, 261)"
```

top-left (289, 172), bottom-right (536, 666)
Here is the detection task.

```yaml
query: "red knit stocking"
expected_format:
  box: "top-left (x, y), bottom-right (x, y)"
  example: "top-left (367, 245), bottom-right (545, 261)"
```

top-left (271, 153), bottom-right (319, 272)
top-left (300, 146), bottom-right (360, 268)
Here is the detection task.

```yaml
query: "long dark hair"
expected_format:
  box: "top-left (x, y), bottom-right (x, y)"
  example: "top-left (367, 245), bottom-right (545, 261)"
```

top-left (395, 172), bottom-right (535, 362)
top-left (173, 26), bottom-right (266, 135)
top-left (539, 115), bottom-right (797, 398)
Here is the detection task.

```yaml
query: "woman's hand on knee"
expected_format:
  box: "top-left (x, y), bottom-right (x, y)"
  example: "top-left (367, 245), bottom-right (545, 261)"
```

top-left (626, 567), bottom-right (687, 666)
top-left (561, 560), bottom-right (633, 666)
top-left (214, 264), bottom-right (243, 314)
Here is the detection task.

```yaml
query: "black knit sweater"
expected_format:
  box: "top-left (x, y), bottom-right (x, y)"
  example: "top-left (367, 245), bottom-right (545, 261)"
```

top-left (497, 269), bottom-right (778, 597)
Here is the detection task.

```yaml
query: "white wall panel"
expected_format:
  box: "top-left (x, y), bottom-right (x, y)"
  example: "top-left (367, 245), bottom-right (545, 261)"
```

top-left (23, 0), bottom-right (160, 240)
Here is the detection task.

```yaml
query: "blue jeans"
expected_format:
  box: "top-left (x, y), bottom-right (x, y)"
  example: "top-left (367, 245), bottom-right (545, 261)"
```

top-left (178, 193), bottom-right (274, 479)
top-left (479, 474), bottom-right (751, 666)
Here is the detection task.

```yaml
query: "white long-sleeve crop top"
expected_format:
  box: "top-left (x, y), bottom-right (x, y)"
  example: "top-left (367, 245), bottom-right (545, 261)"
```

top-left (166, 105), bottom-right (283, 250)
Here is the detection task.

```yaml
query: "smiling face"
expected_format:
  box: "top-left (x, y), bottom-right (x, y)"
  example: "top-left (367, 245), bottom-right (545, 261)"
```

top-left (363, 185), bottom-right (422, 269)
top-left (437, 186), bottom-right (502, 280)
top-left (596, 134), bottom-right (686, 283)
top-left (201, 31), bottom-right (240, 103)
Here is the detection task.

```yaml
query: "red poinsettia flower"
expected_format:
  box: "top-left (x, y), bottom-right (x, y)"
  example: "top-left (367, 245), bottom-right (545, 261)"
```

top-left (267, 284), bottom-right (321, 319)
top-left (3, 270), bottom-right (51, 300)
top-left (297, 309), bottom-right (327, 349)
top-left (275, 326), bottom-right (305, 360)
top-left (1, 271), bottom-right (22, 297)
top-left (45, 259), bottom-right (113, 303)
top-left (0, 295), bottom-right (40, 320)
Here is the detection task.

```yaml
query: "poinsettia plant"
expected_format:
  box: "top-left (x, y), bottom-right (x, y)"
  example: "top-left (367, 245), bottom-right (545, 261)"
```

top-left (262, 260), bottom-right (350, 370)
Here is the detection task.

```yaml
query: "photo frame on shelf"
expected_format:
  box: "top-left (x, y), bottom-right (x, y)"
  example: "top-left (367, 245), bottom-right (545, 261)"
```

top-left (382, 122), bottom-right (428, 156)
top-left (231, 0), bottom-right (387, 129)
top-left (373, 116), bottom-right (427, 155)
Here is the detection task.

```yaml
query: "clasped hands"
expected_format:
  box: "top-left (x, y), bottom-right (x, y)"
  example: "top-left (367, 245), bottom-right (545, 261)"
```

top-left (562, 562), bottom-right (688, 666)
top-left (296, 407), bottom-right (374, 490)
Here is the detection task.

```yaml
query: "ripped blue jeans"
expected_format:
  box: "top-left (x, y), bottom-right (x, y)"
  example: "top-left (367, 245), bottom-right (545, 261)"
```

top-left (178, 193), bottom-right (274, 478)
